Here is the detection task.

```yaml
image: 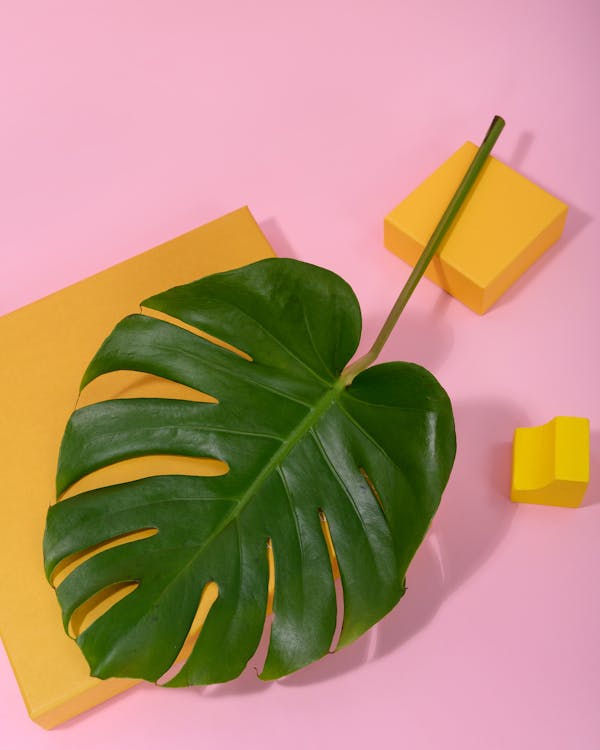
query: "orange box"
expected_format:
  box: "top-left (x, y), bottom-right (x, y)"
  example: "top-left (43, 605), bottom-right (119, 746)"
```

top-left (0, 207), bottom-right (274, 728)
top-left (384, 142), bottom-right (568, 313)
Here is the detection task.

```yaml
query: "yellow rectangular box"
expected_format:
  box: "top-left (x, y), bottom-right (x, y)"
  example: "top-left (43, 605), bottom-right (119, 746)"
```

top-left (384, 142), bottom-right (568, 313)
top-left (0, 207), bottom-right (274, 728)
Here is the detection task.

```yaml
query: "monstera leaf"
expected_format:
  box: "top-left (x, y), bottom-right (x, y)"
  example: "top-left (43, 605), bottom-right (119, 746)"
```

top-left (44, 118), bottom-right (504, 687)
top-left (43, 258), bottom-right (455, 685)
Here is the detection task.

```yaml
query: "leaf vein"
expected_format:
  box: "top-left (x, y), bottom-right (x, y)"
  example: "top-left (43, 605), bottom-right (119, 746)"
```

top-left (337, 403), bottom-right (407, 476)
top-left (275, 465), bottom-right (305, 613)
top-left (309, 428), bottom-right (392, 582)
top-left (178, 293), bottom-right (332, 386)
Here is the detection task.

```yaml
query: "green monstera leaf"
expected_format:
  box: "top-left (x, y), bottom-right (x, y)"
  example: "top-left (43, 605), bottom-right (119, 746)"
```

top-left (44, 258), bottom-right (455, 685)
top-left (44, 116), bottom-right (504, 687)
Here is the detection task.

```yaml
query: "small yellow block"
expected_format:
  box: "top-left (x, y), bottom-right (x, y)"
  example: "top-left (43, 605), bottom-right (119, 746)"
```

top-left (511, 417), bottom-right (590, 507)
top-left (384, 142), bottom-right (568, 314)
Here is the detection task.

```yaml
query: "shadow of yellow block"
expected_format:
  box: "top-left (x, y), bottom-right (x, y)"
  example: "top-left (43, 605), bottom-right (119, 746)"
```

top-left (511, 417), bottom-right (590, 507)
top-left (384, 142), bottom-right (568, 314)
top-left (0, 207), bottom-right (275, 728)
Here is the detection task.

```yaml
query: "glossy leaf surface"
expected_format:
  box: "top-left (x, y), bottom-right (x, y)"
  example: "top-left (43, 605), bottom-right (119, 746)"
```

top-left (44, 258), bottom-right (455, 685)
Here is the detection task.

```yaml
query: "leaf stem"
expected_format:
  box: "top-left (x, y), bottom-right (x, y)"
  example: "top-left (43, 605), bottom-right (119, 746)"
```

top-left (343, 115), bottom-right (505, 385)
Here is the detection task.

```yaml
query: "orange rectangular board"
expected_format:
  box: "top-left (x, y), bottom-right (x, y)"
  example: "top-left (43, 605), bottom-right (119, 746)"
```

top-left (0, 207), bottom-right (275, 728)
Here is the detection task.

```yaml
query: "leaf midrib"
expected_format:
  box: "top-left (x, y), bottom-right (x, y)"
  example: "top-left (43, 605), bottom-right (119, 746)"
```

top-left (134, 377), bottom-right (347, 608)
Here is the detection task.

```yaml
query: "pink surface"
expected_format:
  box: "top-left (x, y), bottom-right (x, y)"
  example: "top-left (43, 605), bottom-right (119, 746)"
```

top-left (1, 1), bottom-right (599, 747)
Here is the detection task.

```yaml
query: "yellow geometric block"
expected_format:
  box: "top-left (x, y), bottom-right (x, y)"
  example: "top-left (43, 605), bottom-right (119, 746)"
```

top-left (0, 207), bottom-right (275, 728)
top-left (511, 417), bottom-right (590, 507)
top-left (384, 142), bottom-right (568, 314)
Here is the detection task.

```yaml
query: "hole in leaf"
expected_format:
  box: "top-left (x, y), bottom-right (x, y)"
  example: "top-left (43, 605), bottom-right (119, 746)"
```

top-left (318, 510), bottom-right (344, 652)
top-left (141, 307), bottom-right (253, 362)
top-left (156, 581), bottom-right (219, 685)
top-left (318, 509), bottom-right (340, 579)
top-left (266, 537), bottom-right (275, 616)
top-left (68, 581), bottom-right (139, 638)
top-left (331, 576), bottom-right (344, 652)
top-left (252, 538), bottom-right (275, 675)
top-left (57, 454), bottom-right (229, 503)
top-left (78, 370), bottom-right (217, 409)
top-left (359, 467), bottom-right (385, 513)
top-left (50, 528), bottom-right (158, 588)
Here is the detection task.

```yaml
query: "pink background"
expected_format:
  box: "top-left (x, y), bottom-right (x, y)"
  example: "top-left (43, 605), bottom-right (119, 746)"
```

top-left (1, 1), bottom-right (599, 747)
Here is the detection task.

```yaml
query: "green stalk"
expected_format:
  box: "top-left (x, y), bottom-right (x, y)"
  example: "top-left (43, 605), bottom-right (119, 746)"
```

top-left (343, 115), bottom-right (505, 385)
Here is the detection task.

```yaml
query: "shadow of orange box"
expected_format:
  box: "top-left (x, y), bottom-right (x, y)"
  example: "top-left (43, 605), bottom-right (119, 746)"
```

top-left (0, 207), bottom-right (274, 728)
top-left (384, 141), bottom-right (568, 313)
